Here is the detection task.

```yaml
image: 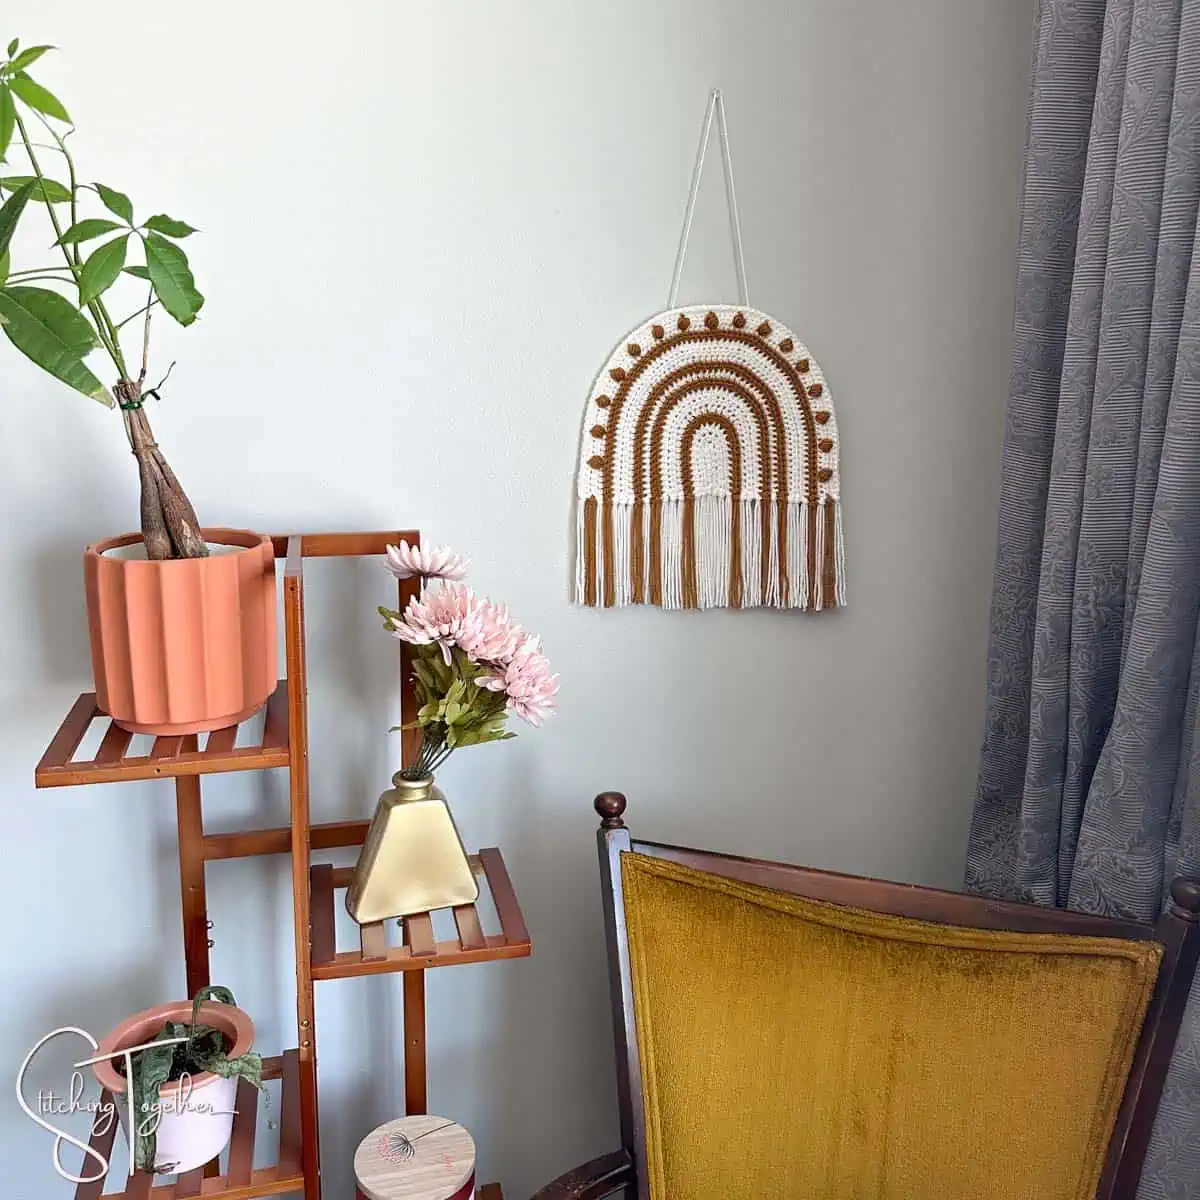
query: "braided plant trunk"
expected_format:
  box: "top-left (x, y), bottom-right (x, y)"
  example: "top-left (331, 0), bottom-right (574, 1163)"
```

top-left (115, 379), bottom-right (208, 560)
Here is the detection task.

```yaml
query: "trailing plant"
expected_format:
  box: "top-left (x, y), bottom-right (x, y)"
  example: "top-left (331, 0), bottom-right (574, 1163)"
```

top-left (379, 541), bottom-right (558, 780)
top-left (129, 986), bottom-right (263, 1173)
top-left (0, 39), bottom-right (207, 559)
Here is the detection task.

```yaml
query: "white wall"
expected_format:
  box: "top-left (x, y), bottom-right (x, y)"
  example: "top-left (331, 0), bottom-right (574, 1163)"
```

top-left (0, 1), bottom-right (1035, 1195)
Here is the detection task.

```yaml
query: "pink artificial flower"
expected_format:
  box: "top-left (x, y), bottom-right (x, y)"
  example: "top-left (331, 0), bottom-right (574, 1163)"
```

top-left (458, 599), bottom-right (525, 666)
top-left (387, 584), bottom-right (477, 664)
top-left (478, 633), bottom-right (559, 726)
top-left (385, 541), bottom-right (469, 582)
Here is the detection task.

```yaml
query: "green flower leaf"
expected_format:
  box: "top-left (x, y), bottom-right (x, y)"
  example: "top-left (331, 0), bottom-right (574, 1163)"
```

top-left (1, 174), bottom-right (70, 203)
top-left (0, 86), bottom-right (13, 163)
top-left (0, 249), bottom-right (8, 288)
top-left (6, 45), bottom-right (54, 74)
top-left (0, 178), bottom-right (33, 257)
top-left (144, 232), bottom-right (202, 326)
top-left (144, 214), bottom-right (197, 239)
top-left (0, 285), bottom-right (109, 404)
top-left (94, 181), bottom-right (133, 223)
top-left (123, 264), bottom-right (151, 281)
top-left (57, 217), bottom-right (124, 246)
top-left (79, 234), bottom-right (128, 304)
top-left (9, 72), bottom-right (69, 122)
top-left (6, 40), bottom-right (18, 58)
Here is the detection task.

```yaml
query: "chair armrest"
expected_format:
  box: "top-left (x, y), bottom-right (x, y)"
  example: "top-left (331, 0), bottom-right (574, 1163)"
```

top-left (529, 1149), bottom-right (636, 1199)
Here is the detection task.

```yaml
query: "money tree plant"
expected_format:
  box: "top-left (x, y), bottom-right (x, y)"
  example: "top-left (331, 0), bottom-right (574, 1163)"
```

top-left (0, 39), bottom-right (207, 559)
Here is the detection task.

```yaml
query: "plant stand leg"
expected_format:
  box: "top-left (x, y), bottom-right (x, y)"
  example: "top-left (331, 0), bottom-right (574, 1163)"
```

top-left (176, 742), bottom-right (218, 1178)
top-left (285, 544), bottom-right (322, 1200)
top-left (176, 745), bottom-right (210, 999)
top-left (404, 971), bottom-right (427, 1114)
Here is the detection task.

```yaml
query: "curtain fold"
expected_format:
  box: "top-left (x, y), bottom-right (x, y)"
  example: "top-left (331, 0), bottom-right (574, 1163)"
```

top-left (967, 0), bottom-right (1200, 1192)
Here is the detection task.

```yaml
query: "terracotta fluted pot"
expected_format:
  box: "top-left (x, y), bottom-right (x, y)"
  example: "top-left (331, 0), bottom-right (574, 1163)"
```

top-left (84, 528), bottom-right (277, 735)
top-left (92, 1000), bottom-right (255, 1176)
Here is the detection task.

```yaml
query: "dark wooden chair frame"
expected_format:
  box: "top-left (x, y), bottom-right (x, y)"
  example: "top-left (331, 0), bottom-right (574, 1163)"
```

top-left (531, 792), bottom-right (1200, 1200)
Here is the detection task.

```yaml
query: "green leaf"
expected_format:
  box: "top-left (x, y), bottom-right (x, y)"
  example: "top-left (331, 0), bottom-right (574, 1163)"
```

top-left (144, 232), bottom-right (203, 326)
top-left (130, 1035), bottom-right (175, 1171)
top-left (94, 181), bottom-right (132, 223)
top-left (0, 285), bottom-right (109, 403)
top-left (9, 72), bottom-right (69, 122)
top-left (0, 86), bottom-right (13, 163)
top-left (0, 249), bottom-right (8, 288)
top-left (1, 175), bottom-right (71, 203)
top-left (6, 45), bottom-right (53, 74)
top-left (144, 214), bottom-right (197, 239)
top-left (57, 217), bottom-right (123, 246)
top-left (6, 40), bottom-right (18, 58)
top-left (79, 234), bottom-right (128, 304)
top-left (0, 178), bottom-right (33, 257)
top-left (124, 264), bottom-right (151, 281)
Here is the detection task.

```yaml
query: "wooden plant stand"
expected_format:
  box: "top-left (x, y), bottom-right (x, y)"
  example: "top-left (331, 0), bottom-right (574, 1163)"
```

top-left (35, 531), bottom-right (531, 1200)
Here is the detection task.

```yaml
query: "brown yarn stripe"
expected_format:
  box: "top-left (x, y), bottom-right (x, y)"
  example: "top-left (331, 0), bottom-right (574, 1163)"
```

top-left (822, 500), bottom-right (839, 609)
top-left (582, 496), bottom-right (598, 606)
top-left (630, 498), bottom-right (646, 604)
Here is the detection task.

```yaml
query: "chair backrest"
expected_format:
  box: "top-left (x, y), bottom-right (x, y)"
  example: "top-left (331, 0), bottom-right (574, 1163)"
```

top-left (592, 792), bottom-right (1200, 1200)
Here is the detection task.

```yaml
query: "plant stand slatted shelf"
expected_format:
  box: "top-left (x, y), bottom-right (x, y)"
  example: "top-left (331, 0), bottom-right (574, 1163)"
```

top-left (35, 531), bottom-right (531, 1200)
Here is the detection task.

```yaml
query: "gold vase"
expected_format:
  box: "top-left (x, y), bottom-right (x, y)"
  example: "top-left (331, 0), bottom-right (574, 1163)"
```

top-left (345, 773), bottom-right (479, 923)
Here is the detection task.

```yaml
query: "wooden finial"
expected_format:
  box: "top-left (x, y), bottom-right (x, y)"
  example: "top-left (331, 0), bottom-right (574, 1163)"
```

top-left (595, 791), bottom-right (627, 829)
top-left (1170, 877), bottom-right (1200, 918)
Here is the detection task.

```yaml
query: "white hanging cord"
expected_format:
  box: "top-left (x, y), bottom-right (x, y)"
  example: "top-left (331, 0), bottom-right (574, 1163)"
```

top-left (668, 88), bottom-right (751, 308)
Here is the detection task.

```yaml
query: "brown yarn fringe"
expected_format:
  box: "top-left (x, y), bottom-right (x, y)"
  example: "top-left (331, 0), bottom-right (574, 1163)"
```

top-left (577, 497), bottom-right (844, 611)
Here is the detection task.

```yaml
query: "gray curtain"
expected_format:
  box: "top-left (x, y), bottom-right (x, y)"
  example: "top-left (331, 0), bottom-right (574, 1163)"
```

top-left (966, 0), bottom-right (1200, 1193)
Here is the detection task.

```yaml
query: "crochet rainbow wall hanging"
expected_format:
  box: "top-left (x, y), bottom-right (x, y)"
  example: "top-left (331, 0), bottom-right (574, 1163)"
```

top-left (572, 92), bottom-right (845, 612)
top-left (573, 305), bottom-right (843, 610)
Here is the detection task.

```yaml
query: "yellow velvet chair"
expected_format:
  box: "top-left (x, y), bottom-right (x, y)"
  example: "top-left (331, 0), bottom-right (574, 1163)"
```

top-left (531, 792), bottom-right (1200, 1200)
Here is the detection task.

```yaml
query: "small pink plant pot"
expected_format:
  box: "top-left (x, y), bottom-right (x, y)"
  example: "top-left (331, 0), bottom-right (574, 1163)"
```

top-left (92, 1001), bottom-right (255, 1176)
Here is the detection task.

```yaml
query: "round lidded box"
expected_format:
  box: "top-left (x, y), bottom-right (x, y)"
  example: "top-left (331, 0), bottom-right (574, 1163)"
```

top-left (354, 1115), bottom-right (476, 1200)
